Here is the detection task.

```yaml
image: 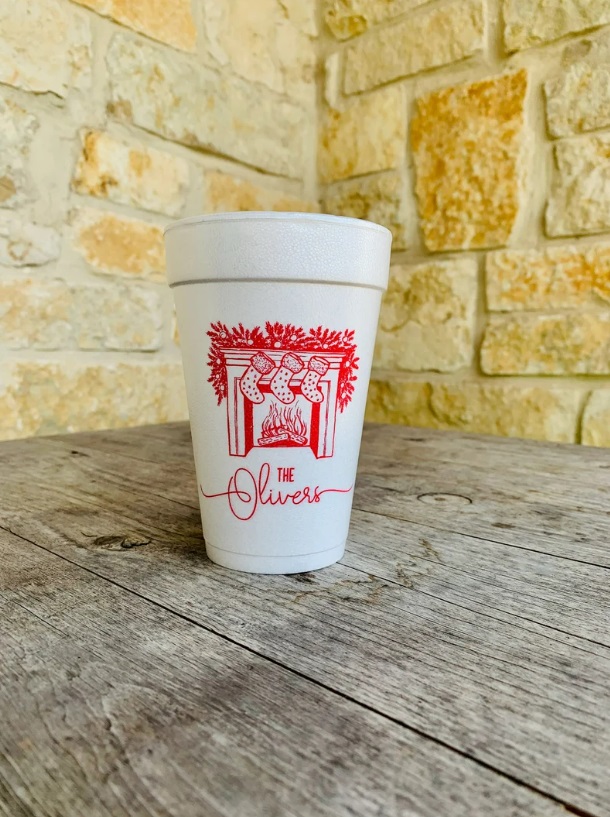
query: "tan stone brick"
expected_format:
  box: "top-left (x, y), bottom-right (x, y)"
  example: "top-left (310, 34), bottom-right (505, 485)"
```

top-left (279, 0), bottom-right (318, 36)
top-left (503, 0), bottom-right (610, 53)
top-left (72, 131), bottom-right (189, 218)
top-left (323, 0), bottom-right (429, 40)
top-left (366, 378), bottom-right (581, 443)
top-left (71, 208), bottom-right (165, 282)
top-left (486, 243), bottom-right (610, 311)
top-left (429, 382), bottom-right (581, 442)
top-left (73, 0), bottom-right (196, 52)
top-left (106, 33), bottom-right (306, 179)
top-left (324, 53), bottom-right (341, 108)
top-left (0, 216), bottom-right (60, 267)
top-left (0, 280), bottom-right (68, 350)
top-left (0, 361), bottom-right (188, 440)
top-left (546, 135), bottom-right (610, 237)
top-left (545, 35), bottom-right (610, 138)
top-left (366, 380), bottom-right (435, 427)
top-left (0, 96), bottom-right (38, 209)
top-left (344, 0), bottom-right (485, 94)
top-left (412, 70), bottom-right (528, 251)
top-left (322, 172), bottom-right (408, 249)
top-left (0, 0), bottom-right (91, 96)
top-left (0, 278), bottom-right (162, 351)
top-left (202, 0), bottom-right (316, 104)
top-left (481, 313), bottom-right (610, 375)
top-left (374, 259), bottom-right (476, 372)
top-left (582, 390), bottom-right (610, 447)
top-left (203, 171), bottom-right (319, 214)
top-left (319, 86), bottom-right (406, 184)
top-left (74, 285), bottom-right (162, 350)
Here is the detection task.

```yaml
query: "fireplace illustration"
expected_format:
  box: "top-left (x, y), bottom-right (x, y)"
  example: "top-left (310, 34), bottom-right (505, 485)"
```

top-left (206, 322), bottom-right (358, 460)
top-left (222, 349), bottom-right (346, 458)
top-left (259, 403), bottom-right (308, 447)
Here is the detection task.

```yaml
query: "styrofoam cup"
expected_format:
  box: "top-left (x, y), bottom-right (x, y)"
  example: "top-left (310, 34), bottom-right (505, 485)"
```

top-left (165, 212), bottom-right (391, 574)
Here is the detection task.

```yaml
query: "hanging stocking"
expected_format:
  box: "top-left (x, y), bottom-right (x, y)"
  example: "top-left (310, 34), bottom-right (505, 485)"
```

top-left (301, 356), bottom-right (329, 403)
top-left (270, 353), bottom-right (303, 404)
top-left (239, 352), bottom-right (275, 404)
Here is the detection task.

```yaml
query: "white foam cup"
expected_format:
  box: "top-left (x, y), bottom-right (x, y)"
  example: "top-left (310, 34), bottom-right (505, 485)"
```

top-left (165, 212), bottom-right (391, 573)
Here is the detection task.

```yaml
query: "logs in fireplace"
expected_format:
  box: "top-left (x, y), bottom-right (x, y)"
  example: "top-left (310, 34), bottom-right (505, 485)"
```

top-left (258, 403), bottom-right (308, 446)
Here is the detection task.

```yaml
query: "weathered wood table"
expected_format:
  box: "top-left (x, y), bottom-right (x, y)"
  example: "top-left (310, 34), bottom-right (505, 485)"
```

top-left (1, 422), bottom-right (609, 817)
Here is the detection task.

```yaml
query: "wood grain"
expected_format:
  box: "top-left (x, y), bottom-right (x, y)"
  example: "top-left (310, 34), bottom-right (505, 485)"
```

top-left (45, 422), bottom-right (610, 566)
top-left (0, 528), bottom-right (566, 817)
top-left (1, 424), bottom-right (609, 816)
top-left (31, 431), bottom-right (610, 641)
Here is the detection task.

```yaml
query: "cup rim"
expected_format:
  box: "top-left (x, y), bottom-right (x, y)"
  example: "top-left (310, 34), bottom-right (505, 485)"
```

top-left (163, 210), bottom-right (392, 237)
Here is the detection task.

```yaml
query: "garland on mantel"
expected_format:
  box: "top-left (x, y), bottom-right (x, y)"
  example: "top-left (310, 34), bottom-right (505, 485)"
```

top-left (207, 322), bottom-right (359, 411)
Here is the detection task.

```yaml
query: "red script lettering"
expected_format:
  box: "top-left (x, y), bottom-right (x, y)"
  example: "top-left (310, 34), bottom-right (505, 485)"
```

top-left (201, 463), bottom-right (352, 522)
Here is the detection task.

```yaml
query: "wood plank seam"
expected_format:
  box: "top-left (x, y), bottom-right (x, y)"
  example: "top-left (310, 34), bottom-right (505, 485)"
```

top-left (2, 424), bottom-right (609, 815)
top-left (2, 524), bottom-right (599, 817)
top-left (343, 561), bottom-right (610, 656)
top-left (353, 504), bottom-right (610, 570)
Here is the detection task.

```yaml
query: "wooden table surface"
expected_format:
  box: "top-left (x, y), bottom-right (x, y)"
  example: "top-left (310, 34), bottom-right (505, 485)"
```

top-left (1, 422), bottom-right (609, 817)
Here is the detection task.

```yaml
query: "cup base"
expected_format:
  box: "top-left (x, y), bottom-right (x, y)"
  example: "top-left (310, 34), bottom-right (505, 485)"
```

top-left (204, 541), bottom-right (346, 574)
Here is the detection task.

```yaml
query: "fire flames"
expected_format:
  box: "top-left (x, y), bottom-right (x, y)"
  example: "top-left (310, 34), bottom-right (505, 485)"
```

top-left (259, 402), bottom-right (307, 446)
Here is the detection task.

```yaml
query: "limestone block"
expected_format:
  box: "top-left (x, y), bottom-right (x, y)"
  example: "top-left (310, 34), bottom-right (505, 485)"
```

top-left (366, 378), bottom-right (581, 442)
top-left (374, 259), bottom-right (477, 372)
top-left (0, 278), bottom-right (162, 351)
top-left (412, 70), bottom-right (528, 251)
top-left (486, 244), bottom-right (610, 310)
top-left (344, 0), bottom-right (484, 94)
top-left (322, 172), bottom-right (408, 249)
top-left (503, 0), bottom-right (610, 53)
top-left (323, 0), bottom-right (429, 40)
top-left (0, 361), bottom-right (188, 440)
top-left (106, 34), bottom-right (306, 178)
top-left (582, 391), bottom-right (610, 447)
top-left (203, 171), bottom-right (318, 213)
top-left (0, 217), bottom-right (60, 266)
top-left (73, 0), bottom-right (196, 52)
top-left (0, 97), bottom-right (38, 209)
top-left (0, 0), bottom-right (90, 96)
top-left (547, 135), bottom-right (610, 237)
top-left (319, 86), bottom-right (406, 183)
top-left (545, 35), bottom-right (610, 137)
top-left (72, 131), bottom-right (189, 218)
top-left (481, 313), bottom-right (610, 374)
top-left (71, 208), bottom-right (165, 282)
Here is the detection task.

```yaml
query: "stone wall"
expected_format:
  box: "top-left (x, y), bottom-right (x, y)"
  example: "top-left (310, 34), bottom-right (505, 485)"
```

top-left (3, 0), bottom-right (610, 448)
top-left (321, 0), bottom-right (610, 447)
top-left (0, 0), bottom-right (317, 439)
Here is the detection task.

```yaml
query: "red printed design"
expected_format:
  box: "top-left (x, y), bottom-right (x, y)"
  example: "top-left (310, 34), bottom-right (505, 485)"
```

top-left (201, 463), bottom-right (353, 522)
top-left (259, 404), bottom-right (307, 446)
top-left (207, 322), bottom-right (358, 459)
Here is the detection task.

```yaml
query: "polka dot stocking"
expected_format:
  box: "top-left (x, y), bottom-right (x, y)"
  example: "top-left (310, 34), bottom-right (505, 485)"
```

top-left (301, 356), bottom-right (329, 403)
top-left (239, 352), bottom-right (275, 404)
top-left (270, 353), bottom-right (303, 405)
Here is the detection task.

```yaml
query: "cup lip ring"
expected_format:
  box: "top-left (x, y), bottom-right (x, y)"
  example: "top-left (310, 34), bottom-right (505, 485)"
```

top-left (163, 210), bottom-right (392, 237)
